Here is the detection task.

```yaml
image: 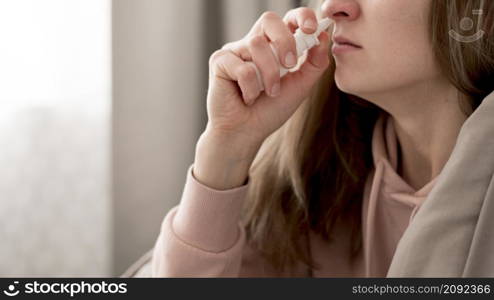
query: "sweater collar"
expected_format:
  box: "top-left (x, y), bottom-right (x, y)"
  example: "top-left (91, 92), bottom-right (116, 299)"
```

top-left (371, 113), bottom-right (438, 203)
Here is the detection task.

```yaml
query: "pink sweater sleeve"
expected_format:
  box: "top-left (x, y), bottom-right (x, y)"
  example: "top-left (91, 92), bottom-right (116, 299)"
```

top-left (151, 164), bottom-right (251, 277)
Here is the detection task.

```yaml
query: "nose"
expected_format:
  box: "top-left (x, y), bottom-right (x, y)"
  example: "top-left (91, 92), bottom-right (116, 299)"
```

top-left (321, 0), bottom-right (360, 22)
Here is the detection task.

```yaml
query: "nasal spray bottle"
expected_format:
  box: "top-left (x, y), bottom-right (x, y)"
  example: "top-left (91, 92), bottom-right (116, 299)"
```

top-left (247, 17), bottom-right (333, 92)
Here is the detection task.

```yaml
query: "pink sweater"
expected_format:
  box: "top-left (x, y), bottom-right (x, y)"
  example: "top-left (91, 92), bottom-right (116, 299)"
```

top-left (151, 115), bottom-right (438, 277)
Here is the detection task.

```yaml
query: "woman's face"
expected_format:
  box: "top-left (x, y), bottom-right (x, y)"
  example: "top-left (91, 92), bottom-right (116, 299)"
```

top-left (321, 0), bottom-right (441, 100)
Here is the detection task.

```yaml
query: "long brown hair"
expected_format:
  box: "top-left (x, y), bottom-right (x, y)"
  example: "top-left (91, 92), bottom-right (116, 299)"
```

top-left (241, 0), bottom-right (494, 275)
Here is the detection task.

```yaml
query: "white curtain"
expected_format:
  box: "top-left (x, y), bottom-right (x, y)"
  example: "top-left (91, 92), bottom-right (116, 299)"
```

top-left (0, 0), bottom-right (111, 276)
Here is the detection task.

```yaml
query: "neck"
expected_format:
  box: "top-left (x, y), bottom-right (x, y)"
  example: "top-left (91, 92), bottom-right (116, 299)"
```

top-left (370, 80), bottom-right (469, 190)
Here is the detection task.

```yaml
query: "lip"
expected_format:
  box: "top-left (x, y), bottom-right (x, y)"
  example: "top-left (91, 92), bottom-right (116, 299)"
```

top-left (331, 36), bottom-right (362, 55)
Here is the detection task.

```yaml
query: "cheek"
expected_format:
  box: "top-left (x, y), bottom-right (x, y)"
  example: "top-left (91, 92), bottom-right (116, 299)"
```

top-left (376, 4), bottom-right (437, 80)
top-left (368, 36), bottom-right (439, 87)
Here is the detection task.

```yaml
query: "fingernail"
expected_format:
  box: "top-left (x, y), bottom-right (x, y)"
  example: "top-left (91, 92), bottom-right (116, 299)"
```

top-left (271, 83), bottom-right (280, 97)
top-left (303, 19), bottom-right (317, 31)
top-left (285, 52), bottom-right (296, 68)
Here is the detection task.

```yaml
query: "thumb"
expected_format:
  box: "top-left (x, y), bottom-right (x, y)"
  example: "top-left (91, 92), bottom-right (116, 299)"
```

top-left (260, 31), bottom-right (330, 108)
top-left (277, 31), bottom-right (331, 99)
top-left (251, 32), bottom-right (331, 121)
top-left (296, 31), bottom-right (331, 82)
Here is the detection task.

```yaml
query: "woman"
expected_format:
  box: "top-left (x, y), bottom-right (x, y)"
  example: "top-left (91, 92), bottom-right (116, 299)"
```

top-left (151, 0), bottom-right (494, 277)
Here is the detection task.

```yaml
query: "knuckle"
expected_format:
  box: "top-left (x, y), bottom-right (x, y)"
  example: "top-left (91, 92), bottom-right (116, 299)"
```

top-left (248, 35), bottom-right (267, 48)
top-left (221, 42), bottom-right (234, 51)
top-left (261, 11), bottom-right (279, 21)
top-left (238, 65), bottom-right (256, 82)
top-left (209, 49), bottom-right (226, 65)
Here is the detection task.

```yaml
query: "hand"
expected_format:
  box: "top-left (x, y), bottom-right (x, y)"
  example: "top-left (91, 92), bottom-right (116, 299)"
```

top-left (206, 7), bottom-right (332, 147)
top-left (194, 8), bottom-right (332, 190)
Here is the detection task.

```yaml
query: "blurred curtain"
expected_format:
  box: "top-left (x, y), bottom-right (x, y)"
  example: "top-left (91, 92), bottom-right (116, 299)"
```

top-left (112, 0), bottom-right (296, 275)
top-left (0, 0), bottom-right (111, 276)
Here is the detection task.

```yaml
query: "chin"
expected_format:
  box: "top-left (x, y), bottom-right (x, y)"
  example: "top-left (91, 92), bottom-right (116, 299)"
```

top-left (334, 72), bottom-right (384, 101)
top-left (335, 75), bottom-right (364, 96)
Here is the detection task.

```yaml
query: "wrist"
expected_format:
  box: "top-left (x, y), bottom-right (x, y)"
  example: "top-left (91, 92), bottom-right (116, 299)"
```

top-left (193, 129), bottom-right (261, 190)
top-left (199, 127), bottom-right (262, 161)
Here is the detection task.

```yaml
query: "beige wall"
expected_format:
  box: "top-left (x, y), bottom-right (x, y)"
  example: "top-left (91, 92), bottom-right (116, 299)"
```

top-left (223, 0), bottom-right (294, 42)
top-left (112, 0), bottom-right (206, 275)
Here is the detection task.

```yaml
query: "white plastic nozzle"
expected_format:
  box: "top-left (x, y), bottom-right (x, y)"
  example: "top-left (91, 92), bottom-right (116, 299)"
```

top-left (247, 17), bottom-right (332, 93)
